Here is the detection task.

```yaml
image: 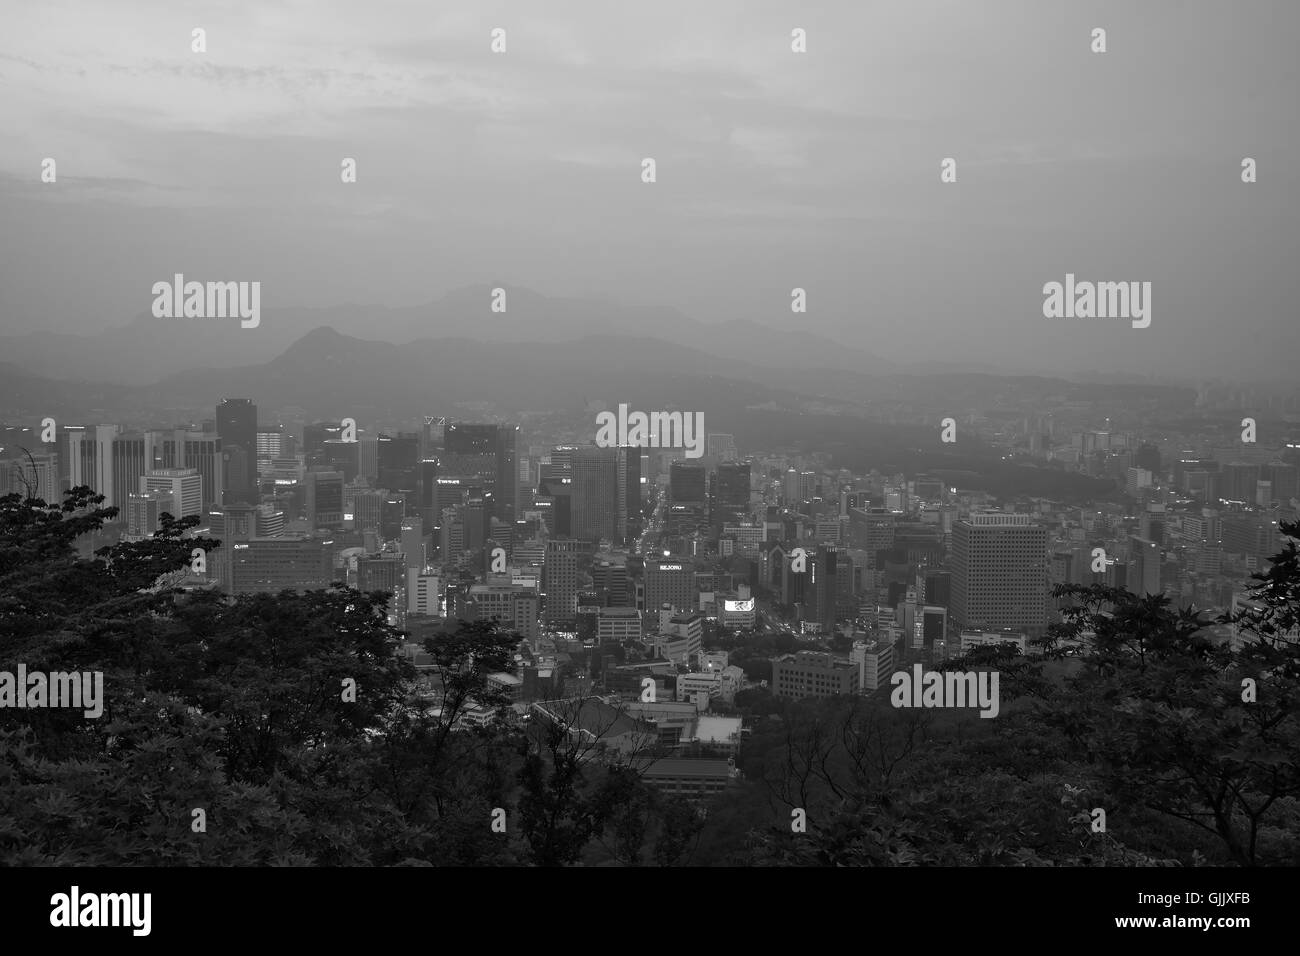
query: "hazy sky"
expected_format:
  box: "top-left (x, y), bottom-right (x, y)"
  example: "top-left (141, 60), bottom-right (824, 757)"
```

top-left (1, 0), bottom-right (1297, 380)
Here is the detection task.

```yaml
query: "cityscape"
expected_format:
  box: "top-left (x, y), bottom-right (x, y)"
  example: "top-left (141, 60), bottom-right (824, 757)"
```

top-left (0, 0), bottom-right (1295, 937)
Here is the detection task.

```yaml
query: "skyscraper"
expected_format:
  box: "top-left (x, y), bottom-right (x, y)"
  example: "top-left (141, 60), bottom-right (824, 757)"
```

top-left (950, 513), bottom-right (1048, 634)
top-left (618, 445), bottom-right (642, 546)
top-left (377, 432), bottom-right (420, 502)
top-left (670, 461), bottom-right (707, 504)
top-left (217, 399), bottom-right (258, 504)
top-left (544, 538), bottom-right (581, 627)
top-left (572, 445), bottom-right (619, 544)
top-left (305, 470), bottom-right (345, 529)
top-left (445, 422), bottom-right (520, 523)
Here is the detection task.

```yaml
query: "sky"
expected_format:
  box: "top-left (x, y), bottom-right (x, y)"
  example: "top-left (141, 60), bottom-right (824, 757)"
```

top-left (0, 0), bottom-right (1297, 381)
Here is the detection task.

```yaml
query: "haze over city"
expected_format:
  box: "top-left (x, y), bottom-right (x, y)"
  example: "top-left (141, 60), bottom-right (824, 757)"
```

top-left (2, 0), bottom-right (1298, 380)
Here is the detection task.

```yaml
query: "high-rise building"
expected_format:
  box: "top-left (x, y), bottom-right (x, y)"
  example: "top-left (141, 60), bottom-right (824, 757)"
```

top-left (850, 639), bottom-right (894, 693)
top-left (400, 519), bottom-right (426, 573)
top-left (1221, 462), bottom-right (1261, 503)
top-left (217, 399), bottom-right (258, 504)
top-left (126, 490), bottom-right (172, 538)
top-left (644, 557), bottom-right (695, 614)
top-left (1262, 462), bottom-right (1298, 502)
top-left (670, 461), bottom-right (707, 505)
top-left (254, 504), bottom-right (285, 537)
top-left (407, 571), bottom-right (441, 616)
top-left (417, 458), bottom-right (440, 527)
top-left (618, 446), bottom-right (642, 546)
top-left (544, 539), bottom-right (581, 627)
top-left (377, 432), bottom-right (420, 502)
top-left (2, 452), bottom-right (58, 503)
top-left (57, 425), bottom-right (96, 493)
top-left (572, 445), bottom-right (619, 544)
top-left (160, 429), bottom-right (223, 511)
top-left (1129, 536), bottom-right (1163, 596)
top-left (811, 546), bottom-right (838, 628)
top-left (445, 422), bottom-right (520, 523)
top-left (305, 470), bottom-right (345, 529)
top-left (358, 552), bottom-right (406, 595)
top-left (950, 513), bottom-right (1048, 634)
top-left (783, 468), bottom-right (800, 506)
top-left (140, 468), bottom-right (203, 519)
top-left (591, 559), bottom-right (630, 606)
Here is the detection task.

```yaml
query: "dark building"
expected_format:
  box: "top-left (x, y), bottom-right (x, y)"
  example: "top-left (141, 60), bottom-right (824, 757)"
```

top-left (304, 469), bottom-right (344, 529)
top-left (445, 422), bottom-right (520, 523)
top-left (217, 399), bottom-right (258, 504)
top-left (711, 460), bottom-right (751, 532)
top-left (377, 432), bottom-right (420, 504)
top-left (417, 458), bottom-right (440, 526)
top-left (620, 446), bottom-right (642, 545)
top-left (572, 445), bottom-right (619, 544)
top-left (303, 422), bottom-right (344, 466)
top-left (670, 461), bottom-right (707, 505)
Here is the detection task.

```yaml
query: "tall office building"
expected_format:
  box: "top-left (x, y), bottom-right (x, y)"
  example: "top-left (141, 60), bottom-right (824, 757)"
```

top-left (358, 552), bottom-right (406, 594)
top-left (618, 446), bottom-right (642, 546)
top-left (4, 452), bottom-right (58, 503)
top-left (644, 557), bottom-right (695, 614)
top-left (303, 422), bottom-right (345, 466)
top-left (713, 460), bottom-right (751, 530)
top-left (418, 458), bottom-right (440, 527)
top-left (444, 422), bottom-right (520, 523)
top-left (305, 469), bottom-right (345, 529)
top-left (160, 429), bottom-right (223, 510)
top-left (126, 490), bottom-right (172, 538)
top-left (950, 513), bottom-right (1049, 634)
top-left (538, 459), bottom-right (573, 537)
top-left (377, 432), bottom-right (420, 502)
top-left (217, 399), bottom-right (258, 504)
top-left (544, 539), bottom-right (581, 627)
top-left (140, 468), bottom-right (203, 519)
top-left (351, 487), bottom-right (384, 534)
top-left (399, 519), bottom-right (426, 573)
top-left (57, 425), bottom-right (96, 493)
top-left (783, 467), bottom-right (800, 506)
top-left (1129, 536), bottom-right (1163, 596)
top-left (319, 439), bottom-right (359, 484)
top-left (572, 445), bottom-right (619, 544)
top-left (670, 461), bottom-right (707, 505)
top-left (1262, 462), bottom-right (1298, 503)
top-left (811, 546), bottom-right (838, 628)
top-left (91, 429), bottom-right (160, 515)
top-left (407, 571), bottom-right (441, 616)
top-left (1220, 462), bottom-right (1261, 503)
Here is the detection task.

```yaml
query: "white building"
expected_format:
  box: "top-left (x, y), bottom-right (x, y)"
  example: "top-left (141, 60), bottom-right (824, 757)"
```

top-left (407, 571), bottom-right (441, 616)
top-left (851, 638), bottom-right (894, 693)
top-left (140, 467), bottom-right (203, 519)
